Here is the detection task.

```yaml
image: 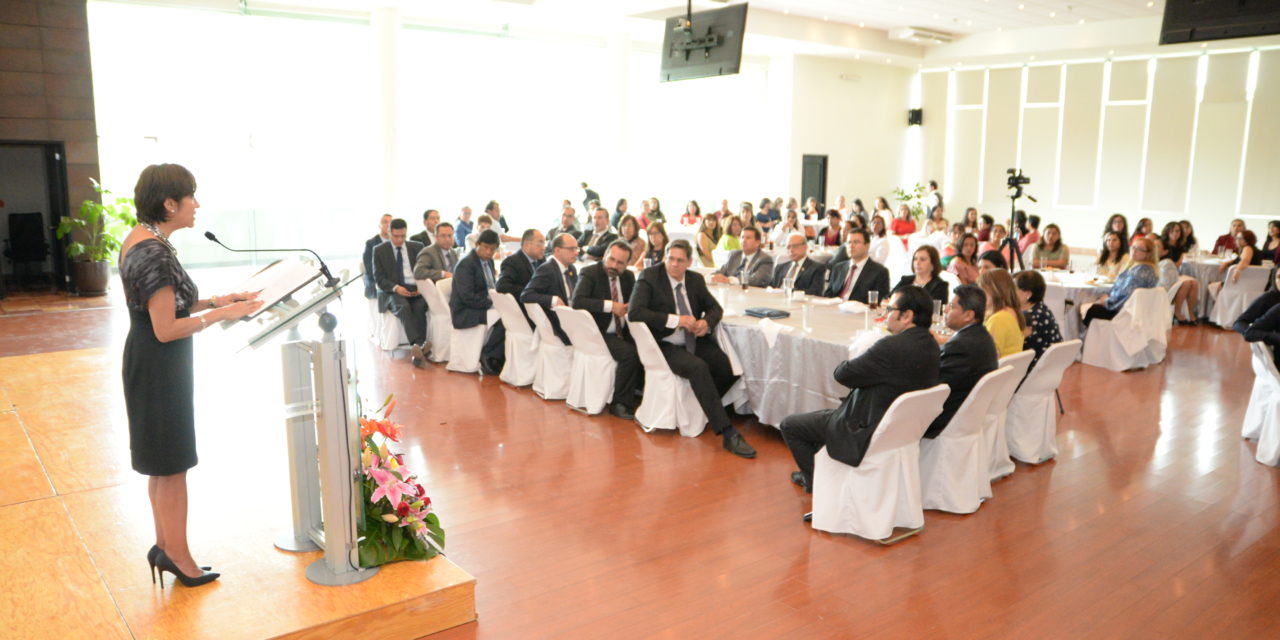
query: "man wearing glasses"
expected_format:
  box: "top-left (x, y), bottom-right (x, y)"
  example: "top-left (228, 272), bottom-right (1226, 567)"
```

top-left (771, 232), bottom-right (828, 296)
top-left (779, 286), bottom-right (941, 518)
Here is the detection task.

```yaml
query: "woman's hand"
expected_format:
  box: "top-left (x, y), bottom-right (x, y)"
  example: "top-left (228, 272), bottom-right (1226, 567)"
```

top-left (216, 298), bottom-right (264, 321)
top-left (221, 290), bottom-right (261, 304)
top-left (1232, 268), bottom-right (1242, 284)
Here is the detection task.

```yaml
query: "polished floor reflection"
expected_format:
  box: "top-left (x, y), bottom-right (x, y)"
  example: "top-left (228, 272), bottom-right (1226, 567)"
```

top-left (1, 275), bottom-right (1277, 638)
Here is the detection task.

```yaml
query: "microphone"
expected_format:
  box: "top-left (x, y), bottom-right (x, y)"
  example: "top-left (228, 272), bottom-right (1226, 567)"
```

top-left (204, 231), bottom-right (339, 288)
top-left (1026, 194), bottom-right (1038, 203)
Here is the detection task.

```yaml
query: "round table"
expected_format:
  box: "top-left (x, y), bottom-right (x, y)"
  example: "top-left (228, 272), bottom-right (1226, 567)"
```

top-left (1039, 271), bottom-right (1113, 342)
top-left (1179, 257), bottom-right (1227, 318)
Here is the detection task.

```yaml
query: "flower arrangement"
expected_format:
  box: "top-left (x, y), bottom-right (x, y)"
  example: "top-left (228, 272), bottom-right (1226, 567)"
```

top-left (357, 396), bottom-right (445, 567)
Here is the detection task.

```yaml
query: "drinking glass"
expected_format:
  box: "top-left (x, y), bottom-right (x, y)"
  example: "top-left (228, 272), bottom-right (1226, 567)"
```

top-left (867, 290), bottom-right (879, 310)
top-left (933, 299), bottom-right (943, 328)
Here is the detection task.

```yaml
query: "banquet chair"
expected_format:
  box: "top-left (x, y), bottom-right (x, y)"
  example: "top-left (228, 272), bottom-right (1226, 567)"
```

top-left (1209, 265), bottom-right (1269, 328)
top-left (984, 350), bottom-right (1035, 482)
top-left (938, 269), bottom-right (961, 291)
top-left (524, 303), bottom-right (572, 400)
top-left (489, 291), bottom-right (537, 387)
top-left (366, 297), bottom-right (379, 341)
top-left (377, 310), bottom-right (410, 352)
top-left (554, 307), bottom-right (616, 415)
top-left (811, 383), bottom-right (949, 543)
top-left (1006, 340), bottom-right (1082, 464)
top-left (418, 278), bottom-right (452, 363)
top-left (629, 322), bottom-right (707, 436)
top-left (712, 249), bottom-right (731, 267)
top-left (1041, 283), bottom-right (1071, 340)
top-left (1081, 287), bottom-right (1169, 372)
top-left (1165, 278), bottom-right (1186, 327)
top-left (919, 366), bottom-right (1013, 514)
top-left (1245, 342), bottom-right (1280, 466)
top-left (885, 234), bottom-right (909, 283)
top-left (445, 288), bottom-right (496, 375)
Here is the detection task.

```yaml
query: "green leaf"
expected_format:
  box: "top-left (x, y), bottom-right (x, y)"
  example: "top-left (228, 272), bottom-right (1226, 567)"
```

top-left (391, 523), bottom-right (403, 550)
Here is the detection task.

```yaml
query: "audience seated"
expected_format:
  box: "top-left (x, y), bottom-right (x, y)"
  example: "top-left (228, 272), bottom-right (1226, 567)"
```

top-left (695, 215), bottom-right (721, 267)
top-left (413, 222), bottom-right (460, 282)
top-left (451, 229), bottom-right (506, 375)
top-left (454, 206), bottom-right (473, 249)
top-left (947, 233), bottom-right (980, 285)
top-left (926, 285), bottom-right (999, 438)
top-left (1212, 218), bottom-right (1246, 255)
top-left (362, 214), bottom-right (391, 299)
top-left (1213, 230), bottom-right (1262, 296)
top-left (824, 229), bottom-right (891, 303)
top-left (820, 211), bottom-right (842, 247)
top-left (1018, 214), bottom-right (1041, 254)
top-left (1233, 269), bottom-right (1280, 367)
top-left (628, 240), bottom-right (757, 459)
top-left (1084, 236), bottom-right (1158, 327)
top-left (1096, 231), bottom-right (1128, 279)
top-left (1013, 270), bottom-right (1063, 369)
top-left (409, 209), bottom-right (439, 247)
top-left (546, 207), bottom-right (580, 250)
top-left (711, 227), bottom-right (775, 288)
top-left (572, 240), bottom-right (644, 420)
top-left (772, 232), bottom-right (828, 296)
top-left (1152, 236), bottom-right (1200, 325)
top-left (779, 286), bottom-right (940, 501)
top-left (977, 250), bottom-right (1007, 274)
top-left (642, 222), bottom-right (668, 267)
top-left (373, 218), bottom-right (428, 367)
top-left (617, 215), bottom-right (646, 266)
top-left (1029, 223), bottom-right (1069, 269)
top-left (895, 245), bottom-right (949, 305)
top-left (579, 207), bottom-right (619, 259)
top-left (497, 229), bottom-right (545, 296)
top-left (521, 233), bottom-right (579, 345)
top-left (977, 268), bottom-right (1028, 358)
top-left (679, 200), bottom-right (701, 227)
top-left (717, 216), bottom-right (744, 252)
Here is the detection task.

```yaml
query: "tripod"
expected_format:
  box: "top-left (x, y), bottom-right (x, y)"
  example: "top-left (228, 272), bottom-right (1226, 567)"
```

top-left (1001, 184), bottom-right (1037, 272)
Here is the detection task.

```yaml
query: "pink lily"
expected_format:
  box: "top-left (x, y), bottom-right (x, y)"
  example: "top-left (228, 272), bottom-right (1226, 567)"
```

top-left (367, 467), bottom-right (414, 507)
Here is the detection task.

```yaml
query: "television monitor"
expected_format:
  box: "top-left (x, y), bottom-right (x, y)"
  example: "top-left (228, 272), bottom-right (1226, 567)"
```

top-left (660, 3), bottom-right (748, 82)
top-left (1160, 0), bottom-right (1280, 44)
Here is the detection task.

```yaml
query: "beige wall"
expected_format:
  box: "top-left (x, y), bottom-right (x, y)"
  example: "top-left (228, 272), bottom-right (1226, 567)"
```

top-left (0, 0), bottom-right (100, 210)
top-left (920, 49), bottom-right (1280, 253)
top-left (788, 55), bottom-right (913, 208)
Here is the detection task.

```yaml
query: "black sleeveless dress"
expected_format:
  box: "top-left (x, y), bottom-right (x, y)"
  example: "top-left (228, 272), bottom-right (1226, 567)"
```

top-left (120, 239), bottom-right (200, 476)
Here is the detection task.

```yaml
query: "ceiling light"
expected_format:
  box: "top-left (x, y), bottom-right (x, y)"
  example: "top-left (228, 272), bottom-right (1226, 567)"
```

top-left (888, 26), bottom-right (954, 44)
top-left (1078, 18), bottom-right (1085, 24)
top-left (966, 20), bottom-right (973, 26)
top-left (1108, 49), bottom-right (1115, 55)
top-left (855, 54), bottom-right (861, 60)
top-left (1049, 11), bottom-right (1056, 17)
top-left (1018, 4), bottom-right (1024, 10)
top-left (783, 8), bottom-right (789, 14)
top-left (1147, 1), bottom-right (1154, 6)
top-left (823, 16), bottom-right (829, 21)
top-left (858, 21), bottom-right (865, 27)
top-left (886, 58), bottom-right (893, 64)
top-left (932, 13), bottom-right (939, 19)
top-left (1030, 55), bottom-right (1036, 60)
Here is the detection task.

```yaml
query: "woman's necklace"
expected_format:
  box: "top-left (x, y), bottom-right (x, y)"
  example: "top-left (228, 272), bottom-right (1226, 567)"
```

top-left (141, 222), bottom-right (177, 256)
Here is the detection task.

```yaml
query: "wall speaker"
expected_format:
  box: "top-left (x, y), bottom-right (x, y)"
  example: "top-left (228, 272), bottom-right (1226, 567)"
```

top-left (907, 108), bottom-right (923, 126)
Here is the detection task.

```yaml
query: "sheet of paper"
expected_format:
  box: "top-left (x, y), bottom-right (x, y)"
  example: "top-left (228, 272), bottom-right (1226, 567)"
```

top-left (230, 258), bottom-right (321, 320)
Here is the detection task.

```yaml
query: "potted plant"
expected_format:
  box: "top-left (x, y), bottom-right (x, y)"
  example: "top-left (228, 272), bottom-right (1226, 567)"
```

top-left (891, 183), bottom-right (928, 222)
top-left (56, 178), bottom-right (136, 296)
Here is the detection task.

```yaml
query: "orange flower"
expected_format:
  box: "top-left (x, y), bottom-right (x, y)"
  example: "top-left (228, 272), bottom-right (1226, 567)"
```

top-left (383, 398), bottom-right (397, 419)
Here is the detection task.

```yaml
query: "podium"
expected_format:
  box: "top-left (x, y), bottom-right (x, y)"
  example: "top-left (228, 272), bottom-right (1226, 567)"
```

top-left (226, 258), bottom-right (378, 586)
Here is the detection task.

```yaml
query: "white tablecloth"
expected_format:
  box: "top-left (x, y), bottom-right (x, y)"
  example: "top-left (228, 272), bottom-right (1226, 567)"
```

top-left (1039, 271), bottom-right (1112, 341)
top-left (710, 285), bottom-right (885, 427)
top-left (1180, 258), bottom-right (1226, 318)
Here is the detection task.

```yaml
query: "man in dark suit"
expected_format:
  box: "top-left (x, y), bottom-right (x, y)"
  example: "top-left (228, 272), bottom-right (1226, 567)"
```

top-left (362, 214), bottom-right (391, 299)
top-left (771, 231), bottom-right (828, 296)
top-left (824, 228), bottom-right (891, 304)
top-left (628, 240), bottom-right (757, 459)
top-left (711, 227), bottom-right (775, 288)
top-left (925, 285), bottom-right (999, 438)
top-left (497, 229), bottom-right (545, 296)
top-left (780, 286), bottom-right (940, 510)
top-left (582, 181), bottom-right (600, 212)
top-left (578, 207), bottom-right (618, 260)
top-left (409, 209), bottom-right (439, 246)
top-left (373, 218), bottom-right (428, 367)
top-left (450, 229), bottom-right (505, 375)
top-left (1233, 269), bottom-right (1280, 367)
top-left (546, 207), bottom-right (580, 251)
top-left (521, 233), bottom-right (579, 345)
top-left (573, 240), bottom-right (643, 420)
top-left (412, 222), bottom-right (459, 282)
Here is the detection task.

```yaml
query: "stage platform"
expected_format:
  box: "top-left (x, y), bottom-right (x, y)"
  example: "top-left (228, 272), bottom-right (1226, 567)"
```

top-left (0, 344), bottom-right (476, 640)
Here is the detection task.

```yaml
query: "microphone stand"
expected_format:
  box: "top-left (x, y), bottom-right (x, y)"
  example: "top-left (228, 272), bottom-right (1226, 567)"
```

top-left (204, 231), bottom-right (340, 288)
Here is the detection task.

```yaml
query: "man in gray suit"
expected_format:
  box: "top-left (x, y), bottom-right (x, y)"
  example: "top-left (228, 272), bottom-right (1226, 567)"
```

top-left (374, 218), bottom-right (429, 367)
top-left (413, 222), bottom-right (459, 282)
top-left (710, 227), bottom-right (774, 288)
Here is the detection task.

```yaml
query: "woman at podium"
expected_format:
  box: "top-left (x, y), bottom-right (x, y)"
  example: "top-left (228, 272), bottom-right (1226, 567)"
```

top-left (118, 164), bottom-right (263, 588)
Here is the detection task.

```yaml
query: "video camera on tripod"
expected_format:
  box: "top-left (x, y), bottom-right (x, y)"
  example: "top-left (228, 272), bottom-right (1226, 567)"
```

top-left (1002, 168), bottom-right (1036, 271)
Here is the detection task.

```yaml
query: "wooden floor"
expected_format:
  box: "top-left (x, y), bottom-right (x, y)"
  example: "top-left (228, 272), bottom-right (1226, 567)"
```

top-left (2, 276), bottom-right (1278, 638)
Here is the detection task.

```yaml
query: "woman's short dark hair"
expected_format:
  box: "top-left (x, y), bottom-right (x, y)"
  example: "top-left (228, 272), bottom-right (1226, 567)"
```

top-left (978, 250), bottom-right (1007, 270)
top-left (1013, 270), bottom-right (1047, 304)
top-left (915, 245), bottom-right (942, 279)
top-left (134, 163), bottom-right (196, 225)
top-left (893, 286), bottom-right (934, 328)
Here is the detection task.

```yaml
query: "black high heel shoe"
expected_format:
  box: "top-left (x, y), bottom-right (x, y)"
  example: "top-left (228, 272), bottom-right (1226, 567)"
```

top-left (154, 549), bottom-right (220, 588)
top-left (147, 545), bottom-right (211, 584)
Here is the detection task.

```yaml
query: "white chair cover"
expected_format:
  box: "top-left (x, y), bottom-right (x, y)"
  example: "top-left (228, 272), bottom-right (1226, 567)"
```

top-left (418, 278), bottom-right (452, 363)
top-left (984, 350), bottom-right (1034, 481)
top-left (811, 384), bottom-right (949, 540)
top-left (712, 249), bottom-right (731, 268)
top-left (629, 322), bottom-right (707, 437)
top-left (366, 296), bottom-right (379, 341)
top-left (377, 310), bottom-right (409, 352)
top-left (1081, 287), bottom-right (1169, 372)
top-left (884, 235), bottom-right (909, 284)
top-left (1006, 340), bottom-right (1082, 464)
top-left (1245, 343), bottom-right (1280, 466)
top-left (524, 303), bottom-right (573, 400)
top-left (919, 366), bottom-right (1013, 513)
top-left (554, 307), bottom-right (617, 414)
top-left (445, 289), bottom-right (497, 375)
top-left (938, 269), bottom-right (961, 291)
top-left (1209, 265), bottom-right (1269, 328)
top-left (489, 291), bottom-right (537, 387)
top-left (1042, 283), bottom-right (1071, 340)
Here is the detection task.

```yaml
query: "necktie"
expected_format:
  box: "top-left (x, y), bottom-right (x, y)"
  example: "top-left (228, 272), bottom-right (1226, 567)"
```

top-left (394, 246), bottom-right (405, 285)
top-left (482, 261), bottom-right (495, 290)
top-left (565, 265), bottom-right (577, 298)
top-left (609, 276), bottom-right (624, 333)
top-left (786, 260), bottom-right (800, 282)
top-left (738, 254), bottom-right (749, 281)
top-left (444, 249), bottom-right (454, 273)
top-left (675, 282), bottom-right (696, 353)
top-left (840, 263), bottom-right (859, 300)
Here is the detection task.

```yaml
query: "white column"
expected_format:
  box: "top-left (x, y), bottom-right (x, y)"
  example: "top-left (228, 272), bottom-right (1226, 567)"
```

top-left (371, 7), bottom-right (401, 215)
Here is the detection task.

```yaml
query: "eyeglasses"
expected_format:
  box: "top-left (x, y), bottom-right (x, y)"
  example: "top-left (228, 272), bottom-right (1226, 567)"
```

top-left (882, 305), bottom-right (901, 313)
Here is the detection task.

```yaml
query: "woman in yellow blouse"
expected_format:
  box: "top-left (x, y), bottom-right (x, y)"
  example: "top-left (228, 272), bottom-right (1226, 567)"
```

top-left (977, 268), bottom-right (1028, 358)
top-left (695, 215), bottom-right (721, 267)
